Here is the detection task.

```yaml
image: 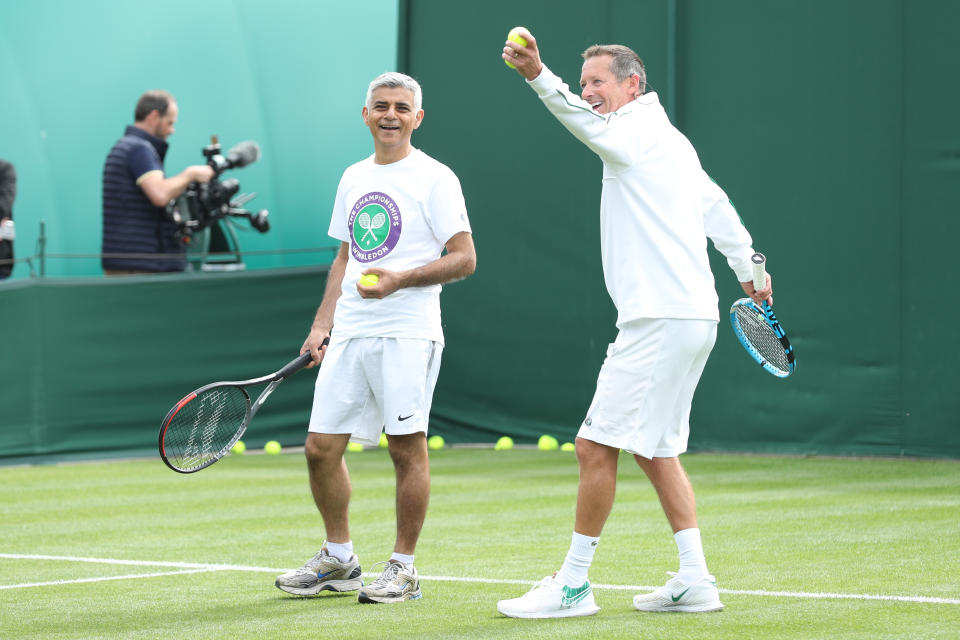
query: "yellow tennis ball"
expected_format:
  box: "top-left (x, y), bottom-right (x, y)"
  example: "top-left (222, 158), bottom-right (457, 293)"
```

top-left (379, 432), bottom-right (389, 448)
top-left (505, 27), bottom-right (528, 69)
top-left (428, 435), bottom-right (445, 450)
top-left (264, 440), bottom-right (282, 455)
top-left (538, 434), bottom-right (559, 451)
top-left (231, 440), bottom-right (246, 455)
top-left (494, 436), bottom-right (514, 450)
top-left (358, 273), bottom-right (380, 287)
top-left (346, 442), bottom-right (365, 452)
top-left (560, 442), bottom-right (575, 452)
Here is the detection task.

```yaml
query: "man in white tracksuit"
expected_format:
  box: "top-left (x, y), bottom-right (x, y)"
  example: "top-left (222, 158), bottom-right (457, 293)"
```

top-left (497, 28), bottom-right (774, 619)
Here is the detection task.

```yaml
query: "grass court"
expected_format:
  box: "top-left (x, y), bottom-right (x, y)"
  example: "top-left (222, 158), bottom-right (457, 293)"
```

top-left (2, 448), bottom-right (957, 639)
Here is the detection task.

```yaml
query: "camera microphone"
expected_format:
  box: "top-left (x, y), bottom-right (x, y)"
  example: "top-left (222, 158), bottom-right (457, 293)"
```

top-left (224, 141), bottom-right (261, 169)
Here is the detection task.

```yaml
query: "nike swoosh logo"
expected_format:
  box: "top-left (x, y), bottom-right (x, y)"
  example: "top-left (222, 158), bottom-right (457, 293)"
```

top-left (317, 570), bottom-right (335, 579)
top-left (561, 583), bottom-right (591, 608)
top-left (398, 414), bottom-right (414, 421)
top-left (671, 587), bottom-right (691, 602)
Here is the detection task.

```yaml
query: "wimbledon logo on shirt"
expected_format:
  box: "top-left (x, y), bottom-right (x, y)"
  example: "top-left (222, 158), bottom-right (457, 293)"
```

top-left (348, 191), bottom-right (402, 263)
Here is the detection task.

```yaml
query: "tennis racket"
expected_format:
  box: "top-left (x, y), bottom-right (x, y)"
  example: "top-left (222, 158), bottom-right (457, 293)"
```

top-left (158, 341), bottom-right (326, 473)
top-left (729, 253), bottom-right (796, 378)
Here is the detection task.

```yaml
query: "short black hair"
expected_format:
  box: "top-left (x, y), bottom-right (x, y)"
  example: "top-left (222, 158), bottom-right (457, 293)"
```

top-left (134, 90), bottom-right (175, 122)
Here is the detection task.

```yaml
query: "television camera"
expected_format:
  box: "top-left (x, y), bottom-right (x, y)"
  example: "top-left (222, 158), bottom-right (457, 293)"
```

top-left (165, 136), bottom-right (269, 243)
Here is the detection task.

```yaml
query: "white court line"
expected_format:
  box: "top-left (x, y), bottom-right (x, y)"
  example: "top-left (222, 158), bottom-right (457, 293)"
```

top-left (0, 569), bottom-right (214, 590)
top-left (1, 553), bottom-right (957, 605)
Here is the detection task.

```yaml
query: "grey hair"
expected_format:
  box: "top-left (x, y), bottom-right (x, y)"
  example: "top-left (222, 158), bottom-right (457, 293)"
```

top-left (582, 44), bottom-right (647, 95)
top-left (365, 72), bottom-right (423, 111)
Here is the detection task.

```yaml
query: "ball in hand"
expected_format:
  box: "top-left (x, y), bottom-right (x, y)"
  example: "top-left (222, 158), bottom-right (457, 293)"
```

top-left (358, 273), bottom-right (380, 287)
top-left (231, 440), bottom-right (246, 455)
top-left (428, 435), bottom-right (445, 450)
top-left (505, 27), bottom-right (528, 69)
top-left (538, 434), bottom-right (559, 451)
top-left (494, 436), bottom-right (514, 450)
top-left (264, 440), bottom-right (282, 455)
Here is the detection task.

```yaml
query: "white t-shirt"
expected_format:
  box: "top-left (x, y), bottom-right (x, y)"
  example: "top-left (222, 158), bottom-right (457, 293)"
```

top-left (528, 65), bottom-right (755, 324)
top-left (328, 148), bottom-right (471, 344)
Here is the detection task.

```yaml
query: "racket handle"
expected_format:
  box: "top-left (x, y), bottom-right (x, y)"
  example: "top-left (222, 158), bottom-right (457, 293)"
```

top-left (751, 252), bottom-right (766, 292)
top-left (278, 337), bottom-right (330, 379)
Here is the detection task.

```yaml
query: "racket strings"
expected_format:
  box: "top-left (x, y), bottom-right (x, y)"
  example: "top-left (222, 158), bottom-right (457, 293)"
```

top-left (163, 386), bottom-right (250, 471)
top-left (734, 306), bottom-right (792, 373)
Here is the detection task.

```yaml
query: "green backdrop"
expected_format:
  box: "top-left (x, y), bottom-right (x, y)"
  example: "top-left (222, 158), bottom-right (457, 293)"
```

top-left (0, 0), bottom-right (397, 278)
top-left (0, 270), bottom-right (326, 462)
top-left (2, 0), bottom-right (958, 461)
top-left (404, 0), bottom-right (960, 457)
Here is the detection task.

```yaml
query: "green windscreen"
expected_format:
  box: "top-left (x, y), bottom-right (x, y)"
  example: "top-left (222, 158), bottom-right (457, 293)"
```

top-left (0, 0), bottom-right (398, 278)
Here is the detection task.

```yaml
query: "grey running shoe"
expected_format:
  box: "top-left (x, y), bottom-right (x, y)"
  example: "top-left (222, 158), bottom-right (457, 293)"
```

top-left (275, 548), bottom-right (363, 596)
top-left (633, 572), bottom-right (724, 612)
top-left (357, 560), bottom-right (422, 603)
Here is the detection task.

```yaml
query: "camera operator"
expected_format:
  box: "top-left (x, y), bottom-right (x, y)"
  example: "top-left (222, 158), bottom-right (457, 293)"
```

top-left (101, 90), bottom-right (214, 275)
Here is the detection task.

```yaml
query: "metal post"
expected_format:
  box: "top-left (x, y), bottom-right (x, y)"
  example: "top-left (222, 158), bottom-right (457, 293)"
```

top-left (37, 219), bottom-right (46, 278)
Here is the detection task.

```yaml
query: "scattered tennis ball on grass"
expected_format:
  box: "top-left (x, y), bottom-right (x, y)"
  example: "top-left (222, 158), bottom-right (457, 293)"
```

top-left (494, 436), bottom-right (514, 450)
top-left (347, 442), bottom-right (365, 452)
top-left (561, 442), bottom-right (575, 452)
top-left (428, 435), bottom-right (445, 450)
top-left (231, 440), bottom-right (246, 455)
top-left (538, 434), bottom-right (559, 451)
top-left (379, 432), bottom-right (389, 448)
top-left (504, 27), bottom-right (528, 69)
top-left (264, 440), bottom-right (282, 455)
top-left (358, 274), bottom-right (380, 287)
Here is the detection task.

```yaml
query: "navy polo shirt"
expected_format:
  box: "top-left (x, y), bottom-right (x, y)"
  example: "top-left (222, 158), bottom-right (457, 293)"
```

top-left (102, 126), bottom-right (186, 272)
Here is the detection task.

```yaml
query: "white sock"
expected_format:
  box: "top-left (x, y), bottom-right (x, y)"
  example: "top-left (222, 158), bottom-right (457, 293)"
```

top-left (674, 528), bottom-right (709, 583)
top-left (325, 540), bottom-right (354, 563)
top-left (556, 532), bottom-right (599, 587)
top-left (390, 552), bottom-right (414, 567)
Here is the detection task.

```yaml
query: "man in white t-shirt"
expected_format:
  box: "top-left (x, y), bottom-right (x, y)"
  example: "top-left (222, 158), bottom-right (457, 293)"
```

top-left (496, 30), bottom-right (774, 618)
top-left (275, 72), bottom-right (476, 604)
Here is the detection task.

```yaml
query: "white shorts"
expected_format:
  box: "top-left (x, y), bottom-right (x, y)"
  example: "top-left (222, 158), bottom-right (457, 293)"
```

top-left (578, 318), bottom-right (717, 459)
top-left (307, 337), bottom-right (443, 446)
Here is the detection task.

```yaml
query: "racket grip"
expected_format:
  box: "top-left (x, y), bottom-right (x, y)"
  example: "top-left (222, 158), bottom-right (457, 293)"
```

top-left (751, 252), bottom-right (766, 291)
top-left (279, 338), bottom-right (330, 379)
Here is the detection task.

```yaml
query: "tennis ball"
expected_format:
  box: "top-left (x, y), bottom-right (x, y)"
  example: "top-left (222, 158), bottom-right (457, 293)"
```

top-left (561, 442), bottom-right (575, 452)
top-left (379, 432), bottom-right (389, 448)
top-left (428, 435), bottom-right (445, 450)
top-left (231, 440), bottom-right (246, 455)
top-left (494, 436), bottom-right (514, 450)
top-left (358, 273), bottom-right (380, 287)
top-left (505, 27), bottom-right (528, 69)
top-left (347, 442), bottom-right (365, 452)
top-left (538, 434), bottom-right (559, 451)
top-left (264, 440), bottom-right (282, 455)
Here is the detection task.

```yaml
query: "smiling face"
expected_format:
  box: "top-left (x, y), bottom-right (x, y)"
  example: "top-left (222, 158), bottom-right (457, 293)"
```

top-left (362, 86), bottom-right (424, 162)
top-left (579, 55), bottom-right (639, 115)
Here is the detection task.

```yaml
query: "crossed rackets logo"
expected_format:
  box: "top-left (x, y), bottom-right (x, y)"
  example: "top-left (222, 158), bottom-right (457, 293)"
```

top-left (349, 192), bottom-right (402, 263)
top-left (355, 207), bottom-right (388, 248)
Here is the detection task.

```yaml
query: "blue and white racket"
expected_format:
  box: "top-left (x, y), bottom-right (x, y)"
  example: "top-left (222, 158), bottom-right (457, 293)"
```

top-left (729, 253), bottom-right (795, 378)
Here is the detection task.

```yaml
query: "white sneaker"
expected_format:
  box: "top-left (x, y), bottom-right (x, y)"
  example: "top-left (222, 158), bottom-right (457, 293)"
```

top-left (497, 575), bottom-right (600, 619)
top-left (633, 572), bottom-right (724, 612)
